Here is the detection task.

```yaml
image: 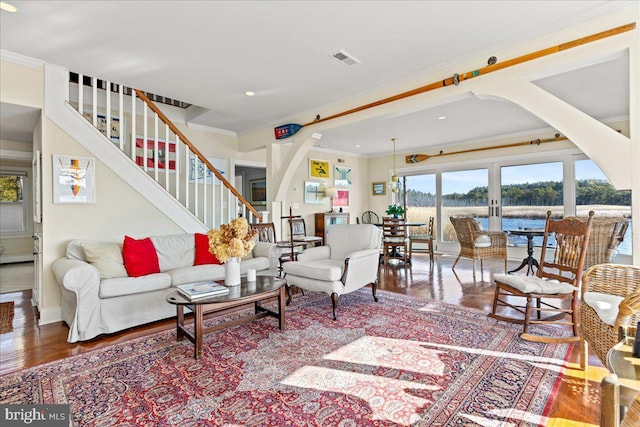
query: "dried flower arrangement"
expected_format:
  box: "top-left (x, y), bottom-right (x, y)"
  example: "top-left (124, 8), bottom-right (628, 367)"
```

top-left (208, 217), bottom-right (258, 263)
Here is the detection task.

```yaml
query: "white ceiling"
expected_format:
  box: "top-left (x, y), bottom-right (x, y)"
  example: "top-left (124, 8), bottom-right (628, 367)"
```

top-left (0, 1), bottom-right (632, 156)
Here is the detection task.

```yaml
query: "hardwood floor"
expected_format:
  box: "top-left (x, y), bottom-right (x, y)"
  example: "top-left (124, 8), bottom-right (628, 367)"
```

top-left (0, 255), bottom-right (605, 425)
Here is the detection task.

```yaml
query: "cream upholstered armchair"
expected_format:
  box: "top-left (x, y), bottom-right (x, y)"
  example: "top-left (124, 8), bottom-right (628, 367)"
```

top-left (282, 224), bottom-right (382, 320)
top-left (579, 263), bottom-right (640, 369)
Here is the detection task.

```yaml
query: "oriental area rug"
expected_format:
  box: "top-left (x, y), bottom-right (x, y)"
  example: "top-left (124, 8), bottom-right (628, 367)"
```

top-left (0, 290), bottom-right (572, 426)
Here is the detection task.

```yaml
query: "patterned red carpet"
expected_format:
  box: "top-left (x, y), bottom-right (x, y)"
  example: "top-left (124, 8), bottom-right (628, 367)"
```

top-left (0, 290), bottom-right (572, 426)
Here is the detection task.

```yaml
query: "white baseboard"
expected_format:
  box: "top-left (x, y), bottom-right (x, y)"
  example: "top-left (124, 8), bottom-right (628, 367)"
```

top-left (37, 306), bottom-right (63, 326)
top-left (0, 254), bottom-right (35, 264)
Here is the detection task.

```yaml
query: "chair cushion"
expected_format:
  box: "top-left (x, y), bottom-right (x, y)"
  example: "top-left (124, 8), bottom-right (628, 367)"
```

top-left (583, 292), bottom-right (624, 327)
top-left (283, 259), bottom-right (344, 281)
top-left (474, 235), bottom-right (492, 248)
top-left (494, 273), bottom-right (575, 294)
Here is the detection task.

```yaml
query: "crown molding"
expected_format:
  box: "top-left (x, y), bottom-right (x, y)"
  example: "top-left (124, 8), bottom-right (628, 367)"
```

top-left (0, 50), bottom-right (44, 68)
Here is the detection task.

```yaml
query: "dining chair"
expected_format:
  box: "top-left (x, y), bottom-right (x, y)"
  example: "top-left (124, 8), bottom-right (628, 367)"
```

top-left (382, 216), bottom-right (408, 266)
top-left (409, 216), bottom-right (434, 262)
top-left (489, 211), bottom-right (594, 343)
top-left (449, 216), bottom-right (507, 275)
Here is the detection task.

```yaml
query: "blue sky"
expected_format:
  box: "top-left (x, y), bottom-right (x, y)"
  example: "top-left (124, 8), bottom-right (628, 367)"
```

top-left (405, 160), bottom-right (608, 194)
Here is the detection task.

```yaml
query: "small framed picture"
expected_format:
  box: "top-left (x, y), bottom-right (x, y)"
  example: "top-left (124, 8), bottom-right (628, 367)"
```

top-left (333, 189), bottom-right (349, 207)
top-left (304, 181), bottom-right (326, 204)
top-left (334, 165), bottom-right (352, 186)
top-left (309, 159), bottom-right (330, 179)
top-left (249, 178), bottom-right (267, 205)
top-left (372, 182), bottom-right (386, 196)
top-left (53, 155), bottom-right (96, 204)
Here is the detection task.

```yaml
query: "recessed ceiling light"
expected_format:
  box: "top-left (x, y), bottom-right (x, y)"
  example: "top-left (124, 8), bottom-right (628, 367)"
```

top-left (355, 145), bottom-right (361, 148)
top-left (437, 116), bottom-right (446, 120)
top-left (0, 2), bottom-right (17, 12)
top-left (244, 91), bottom-right (255, 97)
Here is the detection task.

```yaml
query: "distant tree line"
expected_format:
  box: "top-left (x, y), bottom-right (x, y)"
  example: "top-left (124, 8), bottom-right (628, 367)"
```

top-left (406, 179), bottom-right (630, 207)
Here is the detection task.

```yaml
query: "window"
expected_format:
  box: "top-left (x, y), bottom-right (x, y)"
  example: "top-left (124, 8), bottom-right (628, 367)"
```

top-left (501, 162), bottom-right (563, 247)
top-left (575, 159), bottom-right (631, 255)
top-left (441, 169), bottom-right (488, 242)
top-left (0, 172), bottom-right (27, 234)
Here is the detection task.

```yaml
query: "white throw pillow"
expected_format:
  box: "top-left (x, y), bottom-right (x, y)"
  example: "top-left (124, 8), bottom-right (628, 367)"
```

top-left (81, 242), bottom-right (128, 279)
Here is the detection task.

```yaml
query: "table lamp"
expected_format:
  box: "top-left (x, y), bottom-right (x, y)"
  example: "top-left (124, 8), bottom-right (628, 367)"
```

top-left (325, 186), bottom-right (338, 213)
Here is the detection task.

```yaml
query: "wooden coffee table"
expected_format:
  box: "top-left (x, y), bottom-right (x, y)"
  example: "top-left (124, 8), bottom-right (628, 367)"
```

top-left (166, 275), bottom-right (286, 359)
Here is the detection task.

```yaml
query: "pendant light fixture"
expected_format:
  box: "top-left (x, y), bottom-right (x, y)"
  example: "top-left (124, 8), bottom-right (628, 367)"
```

top-left (388, 138), bottom-right (399, 193)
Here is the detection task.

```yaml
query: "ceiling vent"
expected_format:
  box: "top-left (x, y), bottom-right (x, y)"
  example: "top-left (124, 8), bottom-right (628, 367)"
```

top-left (330, 49), bottom-right (360, 66)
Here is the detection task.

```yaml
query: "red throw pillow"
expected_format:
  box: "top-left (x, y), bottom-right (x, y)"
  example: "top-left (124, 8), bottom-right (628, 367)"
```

top-left (194, 233), bottom-right (221, 265)
top-left (122, 236), bottom-right (160, 277)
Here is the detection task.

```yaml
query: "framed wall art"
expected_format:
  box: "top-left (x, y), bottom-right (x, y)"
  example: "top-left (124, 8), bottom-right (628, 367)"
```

top-left (304, 181), bottom-right (326, 204)
top-left (334, 165), bottom-right (352, 186)
top-left (189, 156), bottom-right (226, 184)
top-left (53, 155), bottom-right (96, 204)
top-left (372, 182), bottom-right (386, 196)
top-left (309, 159), bottom-right (330, 179)
top-left (250, 178), bottom-right (267, 205)
top-left (333, 189), bottom-right (349, 207)
top-left (84, 113), bottom-right (121, 144)
top-left (135, 137), bottom-right (177, 172)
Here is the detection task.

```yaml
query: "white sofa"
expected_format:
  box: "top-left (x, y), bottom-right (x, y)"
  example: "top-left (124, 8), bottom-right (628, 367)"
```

top-left (53, 233), bottom-right (278, 342)
top-left (283, 224), bottom-right (382, 319)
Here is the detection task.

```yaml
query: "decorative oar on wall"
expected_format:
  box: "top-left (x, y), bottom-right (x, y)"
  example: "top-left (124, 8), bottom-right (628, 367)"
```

top-left (405, 134), bottom-right (567, 164)
top-left (274, 23), bottom-right (635, 140)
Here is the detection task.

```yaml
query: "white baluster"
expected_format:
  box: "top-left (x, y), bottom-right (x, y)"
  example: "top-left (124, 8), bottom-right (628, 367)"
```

top-left (78, 73), bottom-right (84, 115)
top-left (175, 135), bottom-right (180, 200)
top-left (154, 113), bottom-right (159, 181)
top-left (165, 125), bottom-right (170, 189)
top-left (92, 77), bottom-right (97, 126)
top-left (106, 80), bottom-right (111, 141)
top-left (118, 84), bottom-right (124, 151)
top-left (131, 91), bottom-right (136, 162)
top-left (143, 103), bottom-right (148, 172)
top-left (194, 157), bottom-right (199, 218)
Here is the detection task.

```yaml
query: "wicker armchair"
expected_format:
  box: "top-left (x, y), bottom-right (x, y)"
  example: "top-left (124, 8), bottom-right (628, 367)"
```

top-left (583, 216), bottom-right (628, 270)
top-left (450, 216), bottom-right (507, 275)
top-left (579, 264), bottom-right (640, 369)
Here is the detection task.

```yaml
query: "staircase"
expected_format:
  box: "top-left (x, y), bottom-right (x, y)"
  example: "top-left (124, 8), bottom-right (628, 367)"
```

top-left (66, 72), bottom-right (260, 229)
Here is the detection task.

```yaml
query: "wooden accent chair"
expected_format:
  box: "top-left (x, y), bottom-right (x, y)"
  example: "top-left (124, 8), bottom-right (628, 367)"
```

top-left (579, 263), bottom-right (640, 369)
top-left (449, 216), bottom-right (507, 275)
top-left (382, 217), bottom-right (408, 266)
top-left (409, 216), bottom-right (434, 262)
top-left (361, 211), bottom-right (380, 224)
top-left (489, 211), bottom-right (594, 342)
top-left (583, 216), bottom-right (629, 270)
top-left (290, 217), bottom-right (323, 248)
top-left (251, 222), bottom-right (277, 243)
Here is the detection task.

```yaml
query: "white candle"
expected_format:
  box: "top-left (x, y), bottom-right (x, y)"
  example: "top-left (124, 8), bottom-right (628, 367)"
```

top-left (247, 268), bottom-right (256, 282)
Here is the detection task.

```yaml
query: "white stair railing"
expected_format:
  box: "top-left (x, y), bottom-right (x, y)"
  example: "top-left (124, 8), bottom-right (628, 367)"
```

top-left (68, 72), bottom-right (260, 228)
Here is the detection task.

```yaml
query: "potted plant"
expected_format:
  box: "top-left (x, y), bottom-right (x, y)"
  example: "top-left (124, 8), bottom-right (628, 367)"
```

top-left (385, 204), bottom-right (405, 218)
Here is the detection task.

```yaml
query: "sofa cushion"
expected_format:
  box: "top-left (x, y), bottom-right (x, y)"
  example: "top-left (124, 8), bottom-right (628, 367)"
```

top-left (81, 242), bottom-right (128, 279)
top-left (99, 273), bottom-right (172, 298)
top-left (151, 234), bottom-right (195, 271)
top-left (169, 264), bottom-right (226, 286)
top-left (194, 233), bottom-right (221, 265)
top-left (583, 292), bottom-right (624, 327)
top-left (123, 236), bottom-right (161, 277)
